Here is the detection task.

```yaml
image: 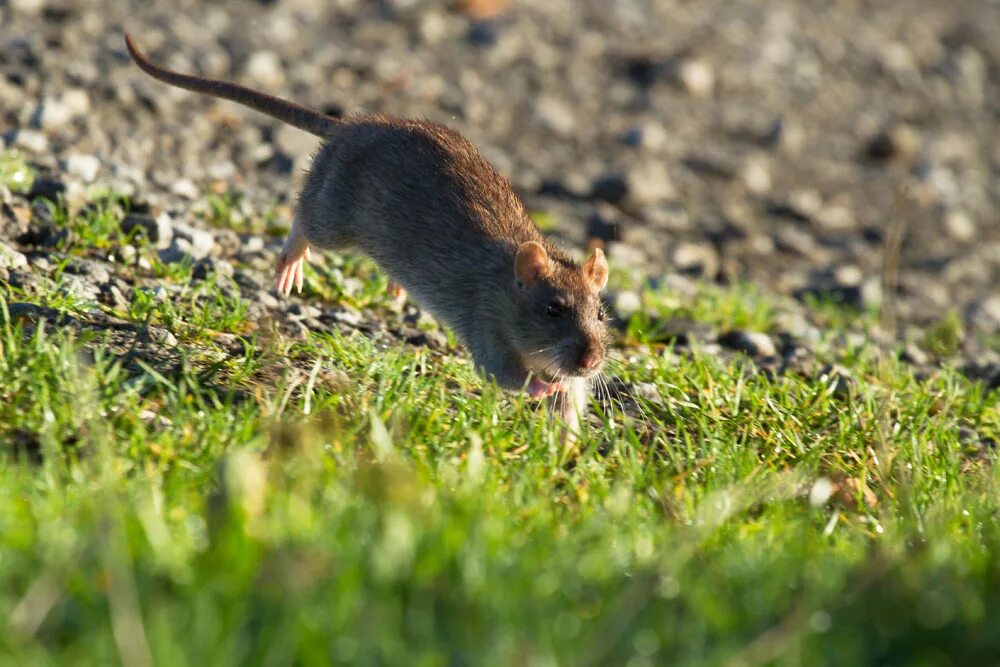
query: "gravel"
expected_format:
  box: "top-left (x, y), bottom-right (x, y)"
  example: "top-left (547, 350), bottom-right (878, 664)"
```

top-left (0, 0), bottom-right (997, 388)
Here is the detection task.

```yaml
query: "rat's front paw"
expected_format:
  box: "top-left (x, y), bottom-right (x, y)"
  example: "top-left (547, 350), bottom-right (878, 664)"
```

top-left (276, 246), bottom-right (310, 296)
top-left (527, 376), bottom-right (566, 399)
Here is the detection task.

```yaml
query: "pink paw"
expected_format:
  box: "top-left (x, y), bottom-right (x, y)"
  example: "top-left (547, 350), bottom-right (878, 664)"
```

top-left (527, 376), bottom-right (566, 399)
top-left (276, 246), bottom-right (310, 296)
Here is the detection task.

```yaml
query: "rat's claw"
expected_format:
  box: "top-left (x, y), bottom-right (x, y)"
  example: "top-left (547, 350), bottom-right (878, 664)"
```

top-left (276, 244), bottom-right (310, 296)
top-left (294, 257), bottom-right (304, 293)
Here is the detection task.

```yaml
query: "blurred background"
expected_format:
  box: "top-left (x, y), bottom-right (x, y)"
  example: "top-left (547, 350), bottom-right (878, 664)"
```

top-left (2, 0), bottom-right (998, 347)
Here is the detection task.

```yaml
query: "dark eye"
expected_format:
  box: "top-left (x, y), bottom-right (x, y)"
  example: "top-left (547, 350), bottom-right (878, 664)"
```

top-left (546, 301), bottom-right (565, 317)
top-left (597, 308), bottom-right (606, 321)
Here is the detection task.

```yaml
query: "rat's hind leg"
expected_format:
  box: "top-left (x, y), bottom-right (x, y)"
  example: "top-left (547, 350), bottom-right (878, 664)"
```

top-left (277, 217), bottom-right (311, 296)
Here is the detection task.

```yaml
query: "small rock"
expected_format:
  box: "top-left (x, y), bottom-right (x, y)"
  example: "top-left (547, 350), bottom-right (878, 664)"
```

top-left (819, 364), bottom-right (854, 398)
top-left (590, 172), bottom-right (629, 204)
top-left (467, 19), bottom-right (500, 46)
top-left (99, 283), bottom-right (130, 311)
top-left (288, 303), bottom-right (322, 320)
top-left (65, 257), bottom-right (111, 284)
top-left (328, 307), bottom-right (363, 328)
top-left (0, 241), bottom-right (28, 270)
top-left (65, 153), bottom-right (101, 183)
top-left (718, 330), bottom-right (777, 358)
top-left (121, 212), bottom-right (173, 247)
top-left (11, 0), bottom-right (44, 14)
top-left (58, 275), bottom-right (99, 302)
top-left (740, 156), bottom-right (771, 194)
top-left (676, 59), bottom-right (714, 96)
top-left (586, 205), bottom-right (621, 246)
top-left (535, 95), bottom-right (575, 136)
top-left (902, 343), bottom-right (930, 366)
top-left (621, 122), bottom-right (667, 151)
top-left (37, 90), bottom-right (87, 132)
top-left (967, 295), bottom-right (1000, 334)
top-left (146, 326), bottom-right (178, 347)
top-left (773, 310), bottom-right (821, 344)
top-left (158, 236), bottom-right (200, 264)
top-left (170, 178), bottom-right (201, 200)
top-left (609, 290), bottom-right (642, 320)
top-left (255, 290), bottom-right (279, 308)
top-left (944, 209), bottom-right (975, 242)
top-left (658, 318), bottom-right (716, 346)
top-left (11, 129), bottom-right (48, 154)
top-left (865, 124), bottom-right (919, 164)
top-left (620, 127), bottom-right (644, 148)
top-left (244, 51), bottom-right (285, 89)
top-left (671, 242), bottom-right (719, 280)
top-left (172, 222), bottom-right (216, 255)
top-left (627, 162), bottom-right (675, 205)
top-left (111, 244), bottom-right (137, 264)
top-left (26, 177), bottom-right (66, 202)
top-left (192, 257), bottom-right (235, 281)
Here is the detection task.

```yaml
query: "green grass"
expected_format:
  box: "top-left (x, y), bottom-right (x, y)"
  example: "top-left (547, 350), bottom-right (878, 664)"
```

top-left (0, 188), bottom-right (998, 665)
top-left (0, 150), bottom-right (34, 194)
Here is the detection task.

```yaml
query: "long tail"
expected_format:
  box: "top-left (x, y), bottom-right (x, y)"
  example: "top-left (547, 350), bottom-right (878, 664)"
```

top-left (124, 33), bottom-right (340, 137)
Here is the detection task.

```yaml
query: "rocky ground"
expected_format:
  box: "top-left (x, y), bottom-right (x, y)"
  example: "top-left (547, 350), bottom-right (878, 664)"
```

top-left (1, 0), bottom-right (998, 392)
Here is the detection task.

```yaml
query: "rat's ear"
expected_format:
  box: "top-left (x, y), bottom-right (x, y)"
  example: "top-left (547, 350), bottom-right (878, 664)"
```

top-left (583, 247), bottom-right (609, 291)
top-left (514, 242), bottom-right (551, 287)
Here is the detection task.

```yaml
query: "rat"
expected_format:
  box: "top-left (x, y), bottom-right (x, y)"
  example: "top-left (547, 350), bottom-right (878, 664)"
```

top-left (124, 34), bottom-right (609, 410)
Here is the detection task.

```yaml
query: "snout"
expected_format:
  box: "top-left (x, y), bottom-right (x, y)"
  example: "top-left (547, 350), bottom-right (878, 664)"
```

top-left (576, 343), bottom-right (604, 375)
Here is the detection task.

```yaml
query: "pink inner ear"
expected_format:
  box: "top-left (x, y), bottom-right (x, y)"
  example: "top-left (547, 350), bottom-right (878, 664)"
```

top-left (584, 248), bottom-right (609, 290)
top-left (515, 242), bottom-right (550, 285)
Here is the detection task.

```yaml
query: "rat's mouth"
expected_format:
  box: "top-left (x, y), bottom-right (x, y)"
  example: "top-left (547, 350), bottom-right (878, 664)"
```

top-left (524, 359), bottom-right (600, 383)
top-left (519, 343), bottom-right (604, 384)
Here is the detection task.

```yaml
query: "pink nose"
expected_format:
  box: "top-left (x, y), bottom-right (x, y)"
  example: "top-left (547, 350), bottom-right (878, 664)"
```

top-left (579, 347), bottom-right (602, 371)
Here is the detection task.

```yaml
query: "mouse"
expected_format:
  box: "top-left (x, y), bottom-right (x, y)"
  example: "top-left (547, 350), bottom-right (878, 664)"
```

top-left (124, 33), bottom-right (609, 415)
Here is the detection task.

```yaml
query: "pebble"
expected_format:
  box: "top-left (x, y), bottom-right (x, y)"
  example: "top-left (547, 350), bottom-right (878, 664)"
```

top-left (121, 212), bottom-right (174, 248)
top-left (626, 162), bottom-right (675, 205)
top-left (170, 178), bottom-right (201, 200)
top-left (329, 307), bottom-right (363, 328)
top-left (676, 59), bottom-right (715, 96)
top-left (172, 222), bottom-right (216, 255)
top-left (65, 153), bottom-right (101, 183)
top-left (740, 156), bottom-right (772, 194)
top-left (38, 89), bottom-right (90, 132)
top-left (865, 124), bottom-right (919, 164)
top-left (0, 241), bottom-right (28, 270)
top-left (146, 326), bottom-right (179, 348)
top-left (944, 210), bottom-right (976, 242)
top-left (26, 177), bottom-right (66, 202)
top-left (590, 173), bottom-right (629, 204)
top-left (99, 283), bottom-right (131, 312)
top-left (65, 257), bottom-right (111, 284)
top-left (586, 205), bottom-right (621, 245)
top-left (288, 303), bottom-right (323, 321)
top-left (968, 295), bottom-right (1000, 335)
top-left (718, 330), bottom-right (778, 358)
top-left (192, 257), bottom-right (235, 281)
top-left (244, 51), bottom-right (285, 89)
top-left (671, 242), bottom-right (719, 280)
top-left (609, 290), bottom-right (642, 320)
top-left (535, 95), bottom-right (575, 136)
top-left (11, 129), bottom-right (49, 154)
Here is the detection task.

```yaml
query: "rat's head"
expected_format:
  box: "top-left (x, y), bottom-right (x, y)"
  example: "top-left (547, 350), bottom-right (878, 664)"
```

top-left (503, 241), bottom-right (610, 382)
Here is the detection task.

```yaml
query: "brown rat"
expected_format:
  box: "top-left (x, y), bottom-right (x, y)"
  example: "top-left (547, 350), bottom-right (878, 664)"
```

top-left (124, 34), bottom-right (609, 407)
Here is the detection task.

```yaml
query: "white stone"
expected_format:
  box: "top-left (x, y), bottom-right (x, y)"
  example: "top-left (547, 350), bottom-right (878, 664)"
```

top-left (65, 153), bottom-right (101, 182)
top-left (677, 59), bottom-right (715, 96)
top-left (0, 242), bottom-right (28, 270)
top-left (245, 51), bottom-right (285, 89)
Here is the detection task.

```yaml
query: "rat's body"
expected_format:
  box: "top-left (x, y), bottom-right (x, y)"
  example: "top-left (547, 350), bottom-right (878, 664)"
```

top-left (125, 34), bottom-right (609, 407)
